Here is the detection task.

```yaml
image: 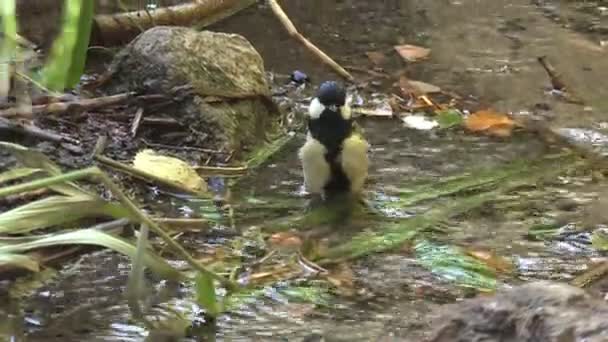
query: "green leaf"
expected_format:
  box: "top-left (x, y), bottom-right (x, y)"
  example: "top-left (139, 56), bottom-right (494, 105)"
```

top-left (0, 229), bottom-right (183, 280)
top-left (415, 239), bottom-right (496, 291)
top-left (40, 0), bottom-right (94, 90)
top-left (435, 109), bottom-right (463, 129)
top-left (0, 168), bottom-right (43, 184)
top-left (195, 272), bottom-right (221, 318)
top-left (0, 253), bottom-right (39, 272)
top-left (0, 0), bottom-right (17, 97)
top-left (0, 195), bottom-right (128, 234)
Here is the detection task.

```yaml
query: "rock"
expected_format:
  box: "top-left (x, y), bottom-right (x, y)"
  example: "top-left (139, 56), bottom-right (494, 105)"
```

top-left (103, 26), bottom-right (278, 157)
top-left (429, 281), bottom-right (608, 342)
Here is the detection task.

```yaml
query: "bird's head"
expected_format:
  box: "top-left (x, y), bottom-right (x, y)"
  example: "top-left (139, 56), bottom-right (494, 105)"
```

top-left (308, 81), bottom-right (351, 121)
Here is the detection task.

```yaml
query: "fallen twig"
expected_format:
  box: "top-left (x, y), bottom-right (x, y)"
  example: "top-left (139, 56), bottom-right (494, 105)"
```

top-left (0, 116), bottom-right (80, 147)
top-left (537, 56), bottom-right (584, 105)
top-left (131, 108), bottom-right (144, 138)
top-left (268, 0), bottom-right (354, 82)
top-left (0, 92), bottom-right (136, 118)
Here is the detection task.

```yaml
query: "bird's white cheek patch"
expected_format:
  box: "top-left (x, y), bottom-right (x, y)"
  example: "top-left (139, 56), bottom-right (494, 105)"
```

top-left (308, 98), bottom-right (325, 119)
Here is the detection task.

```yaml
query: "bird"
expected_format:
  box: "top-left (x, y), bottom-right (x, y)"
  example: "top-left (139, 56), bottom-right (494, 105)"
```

top-left (298, 81), bottom-right (369, 200)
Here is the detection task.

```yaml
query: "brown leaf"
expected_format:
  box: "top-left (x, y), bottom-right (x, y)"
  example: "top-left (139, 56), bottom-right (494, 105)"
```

top-left (464, 109), bottom-right (515, 137)
top-left (394, 44), bottom-right (431, 62)
top-left (365, 51), bottom-right (387, 65)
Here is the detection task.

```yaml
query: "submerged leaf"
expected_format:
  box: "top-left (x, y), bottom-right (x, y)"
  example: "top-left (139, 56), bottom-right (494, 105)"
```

top-left (394, 44), bottom-right (431, 62)
top-left (133, 149), bottom-right (208, 193)
top-left (0, 195), bottom-right (127, 234)
top-left (0, 229), bottom-right (182, 280)
top-left (0, 253), bottom-right (40, 272)
top-left (435, 109), bottom-right (463, 129)
top-left (415, 240), bottom-right (496, 291)
top-left (195, 272), bottom-right (221, 318)
top-left (464, 109), bottom-right (515, 137)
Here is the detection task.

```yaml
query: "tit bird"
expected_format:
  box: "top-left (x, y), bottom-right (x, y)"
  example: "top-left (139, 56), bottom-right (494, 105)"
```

top-left (298, 81), bottom-right (369, 200)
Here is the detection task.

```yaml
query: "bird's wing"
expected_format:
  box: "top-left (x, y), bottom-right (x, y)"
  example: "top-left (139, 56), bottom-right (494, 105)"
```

top-left (340, 133), bottom-right (369, 194)
top-left (298, 136), bottom-right (331, 194)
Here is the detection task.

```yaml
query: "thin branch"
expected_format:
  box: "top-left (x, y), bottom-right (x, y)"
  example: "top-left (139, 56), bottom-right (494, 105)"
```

top-left (268, 0), bottom-right (354, 82)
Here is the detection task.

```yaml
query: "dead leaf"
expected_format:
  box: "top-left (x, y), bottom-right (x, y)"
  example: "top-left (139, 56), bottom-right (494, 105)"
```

top-left (365, 51), bottom-right (387, 65)
top-left (394, 44), bottom-right (431, 62)
top-left (466, 249), bottom-right (513, 273)
top-left (133, 149), bottom-right (207, 192)
top-left (408, 80), bottom-right (441, 94)
top-left (464, 109), bottom-right (515, 137)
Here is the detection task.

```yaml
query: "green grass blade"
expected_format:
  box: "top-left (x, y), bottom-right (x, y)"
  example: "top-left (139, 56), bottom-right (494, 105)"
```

top-left (195, 272), bottom-right (221, 318)
top-left (0, 142), bottom-right (91, 196)
top-left (40, 0), bottom-right (94, 90)
top-left (0, 195), bottom-right (128, 234)
top-left (0, 0), bottom-right (17, 97)
top-left (0, 229), bottom-right (183, 280)
top-left (0, 252), bottom-right (39, 272)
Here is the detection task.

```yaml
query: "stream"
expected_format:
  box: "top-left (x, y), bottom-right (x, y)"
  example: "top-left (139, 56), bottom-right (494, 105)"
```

top-left (3, 0), bottom-right (608, 341)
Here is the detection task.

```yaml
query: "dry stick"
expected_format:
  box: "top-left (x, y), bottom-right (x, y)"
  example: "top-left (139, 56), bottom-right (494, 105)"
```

top-left (0, 92), bottom-right (136, 118)
top-left (0, 116), bottom-right (80, 146)
top-left (131, 108), bottom-right (144, 138)
top-left (268, 0), bottom-right (354, 82)
top-left (537, 56), bottom-right (584, 105)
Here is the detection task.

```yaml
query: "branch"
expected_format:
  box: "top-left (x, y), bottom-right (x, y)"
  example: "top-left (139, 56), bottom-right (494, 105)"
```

top-left (267, 0), bottom-right (354, 82)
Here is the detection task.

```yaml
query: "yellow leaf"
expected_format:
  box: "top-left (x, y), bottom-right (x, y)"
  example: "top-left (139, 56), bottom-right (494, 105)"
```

top-left (464, 109), bottom-right (515, 137)
top-left (133, 149), bottom-right (207, 193)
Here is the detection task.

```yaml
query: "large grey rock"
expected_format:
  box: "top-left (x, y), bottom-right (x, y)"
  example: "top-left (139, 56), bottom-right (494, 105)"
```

top-left (104, 26), bottom-right (278, 156)
top-left (429, 281), bottom-right (608, 342)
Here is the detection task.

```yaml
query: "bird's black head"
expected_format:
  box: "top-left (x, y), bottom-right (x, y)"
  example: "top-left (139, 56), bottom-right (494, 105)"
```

top-left (317, 81), bottom-right (346, 107)
top-left (308, 81), bottom-right (350, 120)
top-left (307, 81), bottom-right (353, 156)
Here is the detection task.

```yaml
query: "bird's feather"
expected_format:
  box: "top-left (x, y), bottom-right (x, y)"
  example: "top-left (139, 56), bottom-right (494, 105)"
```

top-left (339, 132), bottom-right (369, 195)
top-left (298, 133), bottom-right (331, 194)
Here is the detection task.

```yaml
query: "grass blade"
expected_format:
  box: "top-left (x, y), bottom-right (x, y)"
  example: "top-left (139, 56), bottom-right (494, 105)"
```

top-left (0, 229), bottom-right (183, 280)
top-left (0, 168), bottom-right (43, 184)
top-left (0, 195), bottom-right (128, 234)
top-left (0, 0), bottom-right (17, 97)
top-left (0, 253), bottom-right (39, 272)
top-left (195, 272), bottom-right (221, 318)
top-left (40, 0), bottom-right (94, 90)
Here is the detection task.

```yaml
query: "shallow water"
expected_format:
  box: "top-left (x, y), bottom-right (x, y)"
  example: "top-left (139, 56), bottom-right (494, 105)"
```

top-left (3, 0), bottom-right (608, 341)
